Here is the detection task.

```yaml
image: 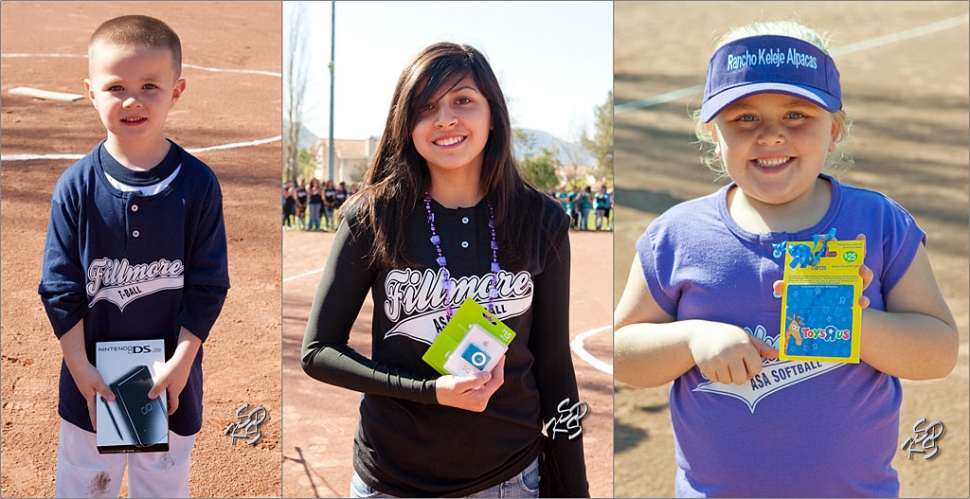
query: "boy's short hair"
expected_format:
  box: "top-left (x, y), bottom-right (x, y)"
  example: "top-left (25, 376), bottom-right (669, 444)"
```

top-left (89, 15), bottom-right (182, 78)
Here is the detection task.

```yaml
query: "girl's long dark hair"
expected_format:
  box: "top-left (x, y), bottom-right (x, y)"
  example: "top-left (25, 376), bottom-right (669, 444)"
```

top-left (343, 42), bottom-right (547, 272)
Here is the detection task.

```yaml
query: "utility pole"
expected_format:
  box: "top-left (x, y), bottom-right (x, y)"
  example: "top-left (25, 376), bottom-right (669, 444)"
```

top-left (327, 0), bottom-right (336, 181)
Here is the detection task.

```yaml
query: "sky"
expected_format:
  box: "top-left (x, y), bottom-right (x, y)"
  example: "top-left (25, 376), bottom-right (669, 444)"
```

top-left (287, 1), bottom-right (613, 142)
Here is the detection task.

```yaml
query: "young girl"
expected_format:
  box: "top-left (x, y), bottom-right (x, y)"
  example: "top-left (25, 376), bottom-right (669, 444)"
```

top-left (308, 178), bottom-right (323, 231)
top-left (593, 185), bottom-right (610, 231)
top-left (577, 186), bottom-right (593, 231)
top-left (614, 21), bottom-right (957, 497)
top-left (295, 181), bottom-right (308, 230)
top-left (302, 42), bottom-right (588, 498)
top-left (323, 179), bottom-right (337, 231)
top-left (282, 180), bottom-right (296, 229)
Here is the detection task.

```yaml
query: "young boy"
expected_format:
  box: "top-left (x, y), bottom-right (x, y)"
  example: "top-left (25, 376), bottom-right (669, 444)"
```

top-left (38, 15), bottom-right (229, 498)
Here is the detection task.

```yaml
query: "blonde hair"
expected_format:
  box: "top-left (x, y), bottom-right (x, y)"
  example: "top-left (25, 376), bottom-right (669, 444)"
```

top-left (692, 20), bottom-right (853, 177)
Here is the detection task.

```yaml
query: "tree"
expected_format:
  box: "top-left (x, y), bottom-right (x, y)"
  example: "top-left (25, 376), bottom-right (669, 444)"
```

top-left (298, 148), bottom-right (316, 181)
top-left (519, 148), bottom-right (560, 191)
top-left (512, 127), bottom-right (535, 160)
top-left (582, 90), bottom-right (613, 184)
top-left (351, 162), bottom-right (368, 184)
top-left (561, 127), bottom-right (587, 187)
top-left (283, 3), bottom-right (311, 183)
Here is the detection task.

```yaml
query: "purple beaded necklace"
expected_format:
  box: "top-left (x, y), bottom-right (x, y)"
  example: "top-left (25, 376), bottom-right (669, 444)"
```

top-left (424, 192), bottom-right (500, 320)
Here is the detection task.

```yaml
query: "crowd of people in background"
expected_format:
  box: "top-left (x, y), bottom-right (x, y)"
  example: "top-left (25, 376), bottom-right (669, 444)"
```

top-left (283, 178), bottom-right (358, 231)
top-left (548, 183), bottom-right (613, 231)
top-left (286, 179), bottom-right (611, 232)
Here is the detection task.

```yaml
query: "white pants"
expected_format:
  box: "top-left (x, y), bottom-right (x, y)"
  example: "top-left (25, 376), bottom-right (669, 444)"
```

top-left (55, 419), bottom-right (196, 498)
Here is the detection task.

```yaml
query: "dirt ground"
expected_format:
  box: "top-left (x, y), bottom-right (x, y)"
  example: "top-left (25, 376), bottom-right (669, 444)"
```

top-left (0, 2), bottom-right (282, 497)
top-left (281, 228), bottom-right (614, 498)
top-left (613, 2), bottom-right (969, 498)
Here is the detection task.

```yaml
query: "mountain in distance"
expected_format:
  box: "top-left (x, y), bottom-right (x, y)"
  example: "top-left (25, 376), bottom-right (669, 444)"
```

top-left (283, 121), bottom-right (320, 151)
top-left (514, 128), bottom-right (594, 166)
top-left (284, 122), bottom-right (592, 167)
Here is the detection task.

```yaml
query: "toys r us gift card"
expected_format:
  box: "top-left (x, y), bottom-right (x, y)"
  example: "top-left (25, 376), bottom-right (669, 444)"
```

top-left (779, 238), bottom-right (865, 363)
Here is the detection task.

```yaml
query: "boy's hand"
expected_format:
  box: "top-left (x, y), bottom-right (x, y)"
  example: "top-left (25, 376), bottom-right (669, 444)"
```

top-left (435, 356), bottom-right (506, 412)
top-left (148, 356), bottom-right (194, 415)
top-left (59, 321), bottom-right (114, 430)
top-left (148, 327), bottom-right (202, 415)
top-left (69, 361), bottom-right (115, 431)
top-left (688, 324), bottom-right (778, 385)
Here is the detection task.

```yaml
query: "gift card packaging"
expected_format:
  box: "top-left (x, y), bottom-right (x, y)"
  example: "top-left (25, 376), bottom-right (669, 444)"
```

top-left (423, 298), bottom-right (516, 376)
top-left (95, 340), bottom-right (168, 453)
top-left (779, 237), bottom-right (865, 363)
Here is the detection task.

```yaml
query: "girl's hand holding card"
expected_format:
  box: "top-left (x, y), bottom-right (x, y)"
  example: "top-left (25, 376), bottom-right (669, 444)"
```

top-left (434, 356), bottom-right (505, 412)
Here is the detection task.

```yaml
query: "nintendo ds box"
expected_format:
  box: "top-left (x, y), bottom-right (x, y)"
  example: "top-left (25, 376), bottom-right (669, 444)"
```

top-left (95, 339), bottom-right (169, 453)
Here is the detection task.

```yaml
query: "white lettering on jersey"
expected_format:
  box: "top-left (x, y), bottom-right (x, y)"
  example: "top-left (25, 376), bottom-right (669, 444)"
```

top-left (86, 257), bottom-right (184, 312)
top-left (382, 268), bottom-right (533, 344)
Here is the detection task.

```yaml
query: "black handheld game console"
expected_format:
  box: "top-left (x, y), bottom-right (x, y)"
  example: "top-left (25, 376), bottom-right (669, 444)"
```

top-left (108, 365), bottom-right (168, 447)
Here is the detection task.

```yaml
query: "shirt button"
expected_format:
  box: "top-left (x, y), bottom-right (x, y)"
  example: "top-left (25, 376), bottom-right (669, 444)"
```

top-left (131, 204), bottom-right (139, 212)
top-left (132, 230), bottom-right (140, 238)
top-left (461, 217), bottom-right (469, 224)
top-left (461, 241), bottom-right (469, 248)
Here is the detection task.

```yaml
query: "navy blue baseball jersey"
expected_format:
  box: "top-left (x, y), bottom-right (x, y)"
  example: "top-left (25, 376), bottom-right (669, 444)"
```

top-left (39, 141), bottom-right (230, 436)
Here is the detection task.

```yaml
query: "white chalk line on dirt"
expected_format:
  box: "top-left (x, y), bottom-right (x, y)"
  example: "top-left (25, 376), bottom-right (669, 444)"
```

top-left (284, 267), bottom-right (615, 375)
top-left (1, 53), bottom-right (282, 78)
top-left (616, 13), bottom-right (970, 113)
top-left (183, 63), bottom-right (281, 77)
top-left (186, 135), bottom-right (281, 153)
top-left (2, 52), bottom-right (282, 161)
top-left (570, 325), bottom-right (613, 375)
top-left (1, 53), bottom-right (85, 57)
top-left (0, 136), bottom-right (281, 162)
top-left (283, 266), bottom-right (326, 284)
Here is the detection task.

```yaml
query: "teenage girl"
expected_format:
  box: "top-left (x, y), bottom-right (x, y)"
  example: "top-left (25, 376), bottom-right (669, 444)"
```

top-left (614, 21), bottom-right (957, 497)
top-left (323, 179), bottom-right (337, 231)
top-left (307, 178), bottom-right (323, 231)
top-left (302, 42), bottom-right (588, 498)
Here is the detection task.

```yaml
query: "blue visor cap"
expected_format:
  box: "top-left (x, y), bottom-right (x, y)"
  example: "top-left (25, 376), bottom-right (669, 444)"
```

top-left (701, 35), bottom-right (841, 123)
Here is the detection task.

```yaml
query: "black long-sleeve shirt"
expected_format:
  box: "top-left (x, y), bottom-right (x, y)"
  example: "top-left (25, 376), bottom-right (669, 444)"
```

top-left (302, 192), bottom-right (588, 497)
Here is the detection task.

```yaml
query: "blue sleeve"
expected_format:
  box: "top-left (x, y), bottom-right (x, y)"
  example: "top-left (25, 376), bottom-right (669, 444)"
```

top-left (177, 170), bottom-right (229, 341)
top-left (878, 197), bottom-right (926, 298)
top-left (177, 285), bottom-right (227, 342)
top-left (38, 176), bottom-right (87, 338)
top-left (636, 226), bottom-right (679, 318)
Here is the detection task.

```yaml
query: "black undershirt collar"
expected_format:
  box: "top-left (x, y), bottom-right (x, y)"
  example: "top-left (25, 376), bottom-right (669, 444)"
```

top-left (99, 140), bottom-right (181, 186)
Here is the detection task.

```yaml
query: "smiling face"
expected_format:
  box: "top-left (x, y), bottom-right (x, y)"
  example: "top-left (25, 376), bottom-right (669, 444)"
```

top-left (85, 41), bottom-right (185, 156)
top-left (411, 74), bottom-right (492, 179)
top-left (708, 93), bottom-right (838, 210)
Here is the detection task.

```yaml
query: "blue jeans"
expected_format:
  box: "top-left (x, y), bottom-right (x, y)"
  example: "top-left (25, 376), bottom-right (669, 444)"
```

top-left (323, 205), bottom-right (335, 230)
top-left (350, 458), bottom-right (539, 498)
top-left (308, 202), bottom-right (322, 231)
top-left (578, 207), bottom-right (590, 230)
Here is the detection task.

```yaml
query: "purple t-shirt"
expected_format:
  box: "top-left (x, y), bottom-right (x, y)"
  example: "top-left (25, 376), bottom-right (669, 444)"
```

top-left (637, 174), bottom-right (924, 497)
